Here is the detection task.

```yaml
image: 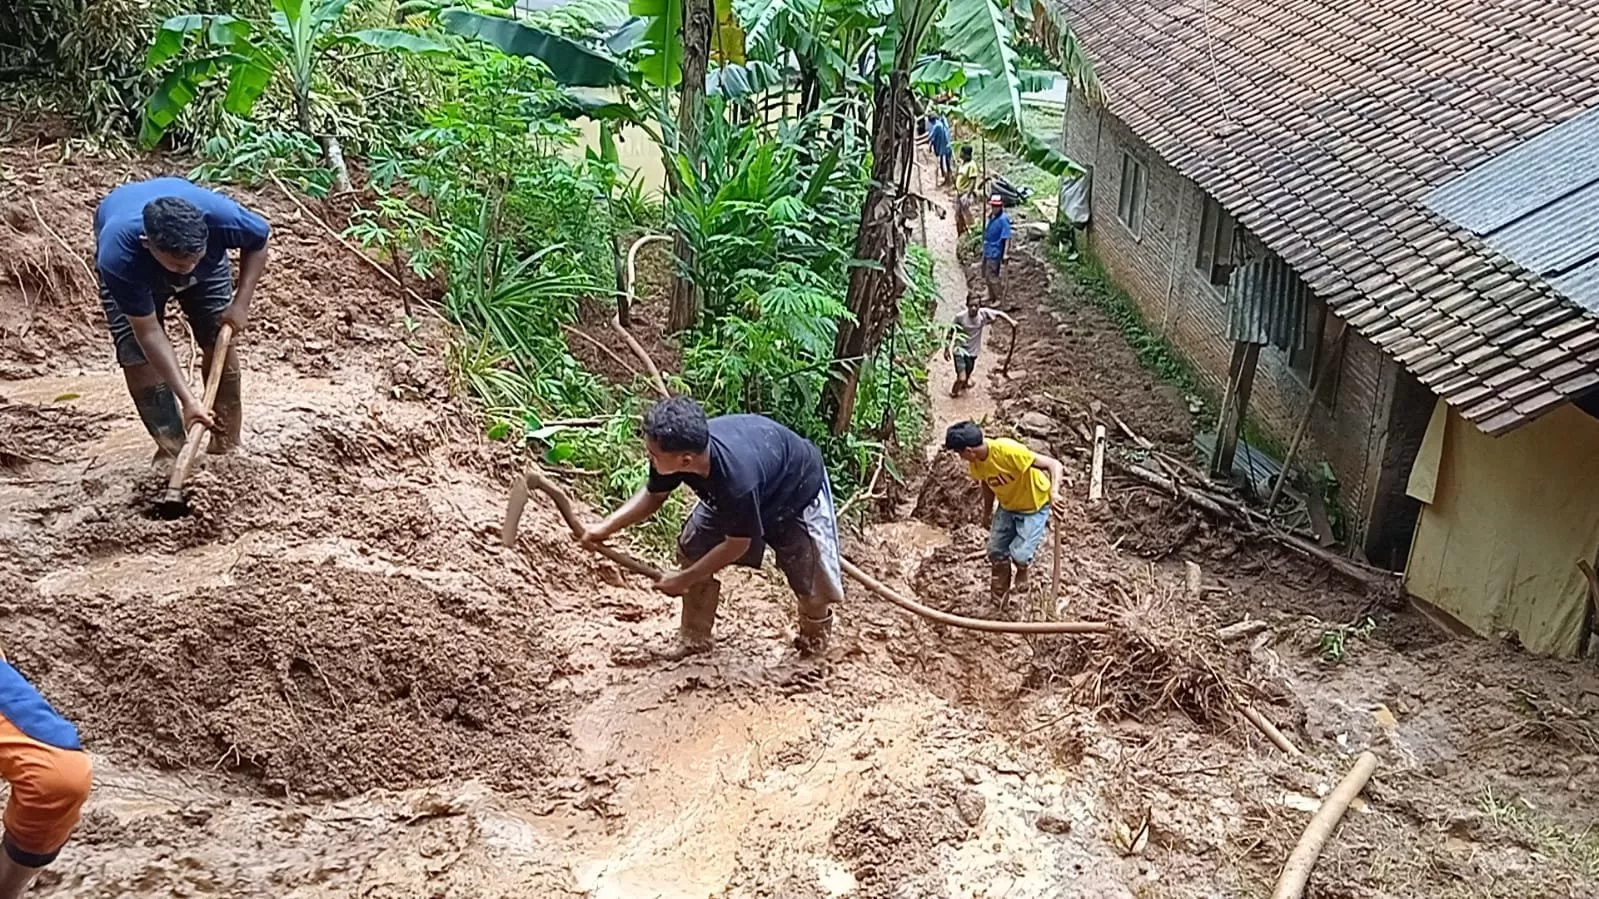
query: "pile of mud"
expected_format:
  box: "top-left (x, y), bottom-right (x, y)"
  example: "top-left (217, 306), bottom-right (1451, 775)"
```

top-left (830, 780), bottom-right (976, 895)
top-left (5, 560), bottom-right (566, 798)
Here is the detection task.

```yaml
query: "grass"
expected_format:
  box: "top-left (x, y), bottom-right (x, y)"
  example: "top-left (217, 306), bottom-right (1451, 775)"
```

top-left (1479, 787), bottom-right (1599, 880)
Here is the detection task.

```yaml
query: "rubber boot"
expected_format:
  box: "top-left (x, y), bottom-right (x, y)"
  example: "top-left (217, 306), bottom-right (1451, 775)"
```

top-left (133, 383), bottom-right (187, 458)
top-left (794, 608), bottom-right (834, 656)
top-left (206, 367), bottom-right (242, 454)
top-left (989, 561), bottom-right (1013, 606)
top-left (652, 578), bottom-right (720, 661)
top-left (1012, 562), bottom-right (1032, 595)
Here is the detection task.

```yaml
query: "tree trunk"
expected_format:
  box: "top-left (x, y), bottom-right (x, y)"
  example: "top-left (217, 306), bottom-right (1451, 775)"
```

top-left (821, 68), bottom-right (917, 434)
top-left (665, 0), bottom-right (714, 333)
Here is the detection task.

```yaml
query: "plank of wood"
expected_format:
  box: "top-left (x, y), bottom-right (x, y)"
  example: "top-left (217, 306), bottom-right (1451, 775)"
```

top-left (1306, 491), bottom-right (1336, 547)
top-left (1089, 425), bottom-right (1106, 503)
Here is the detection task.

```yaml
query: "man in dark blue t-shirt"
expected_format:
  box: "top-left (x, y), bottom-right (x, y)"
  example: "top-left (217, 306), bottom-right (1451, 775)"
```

top-left (93, 177), bottom-right (271, 456)
top-left (578, 396), bottom-right (843, 659)
top-left (982, 195), bottom-right (1012, 305)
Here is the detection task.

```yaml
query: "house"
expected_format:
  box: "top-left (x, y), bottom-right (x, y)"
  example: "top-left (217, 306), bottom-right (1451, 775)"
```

top-left (1056, 0), bottom-right (1599, 655)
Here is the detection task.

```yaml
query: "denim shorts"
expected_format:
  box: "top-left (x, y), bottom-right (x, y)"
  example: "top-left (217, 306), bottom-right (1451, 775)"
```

top-left (99, 262), bottom-right (233, 368)
top-left (953, 352), bottom-right (977, 375)
top-left (988, 505), bottom-right (1051, 565)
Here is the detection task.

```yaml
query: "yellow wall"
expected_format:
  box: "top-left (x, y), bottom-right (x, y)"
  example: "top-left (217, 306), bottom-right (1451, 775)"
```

top-left (1405, 401), bottom-right (1599, 657)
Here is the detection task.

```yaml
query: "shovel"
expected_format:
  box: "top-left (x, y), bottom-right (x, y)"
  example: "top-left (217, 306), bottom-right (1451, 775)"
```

top-left (154, 323), bottom-right (234, 518)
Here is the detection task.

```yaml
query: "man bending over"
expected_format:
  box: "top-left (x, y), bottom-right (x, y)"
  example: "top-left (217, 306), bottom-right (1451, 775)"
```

top-left (95, 177), bottom-right (270, 457)
top-left (944, 420), bottom-right (1066, 605)
top-left (579, 397), bottom-right (843, 658)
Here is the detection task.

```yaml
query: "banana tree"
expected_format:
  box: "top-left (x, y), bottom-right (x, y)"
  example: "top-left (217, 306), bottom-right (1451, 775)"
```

top-left (141, 0), bottom-right (445, 191)
top-left (821, 0), bottom-right (1093, 432)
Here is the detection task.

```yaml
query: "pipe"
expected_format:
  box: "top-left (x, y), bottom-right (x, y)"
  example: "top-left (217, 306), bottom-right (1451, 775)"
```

top-left (505, 464), bottom-right (1113, 636)
top-left (1271, 751), bottom-right (1379, 899)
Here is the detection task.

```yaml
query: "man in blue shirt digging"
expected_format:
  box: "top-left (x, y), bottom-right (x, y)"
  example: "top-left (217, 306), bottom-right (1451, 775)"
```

top-left (93, 177), bottom-right (271, 457)
top-left (982, 195), bottom-right (1012, 304)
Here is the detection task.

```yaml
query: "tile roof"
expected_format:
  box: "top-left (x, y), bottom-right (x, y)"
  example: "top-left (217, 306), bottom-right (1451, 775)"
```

top-left (1060, 0), bottom-right (1599, 434)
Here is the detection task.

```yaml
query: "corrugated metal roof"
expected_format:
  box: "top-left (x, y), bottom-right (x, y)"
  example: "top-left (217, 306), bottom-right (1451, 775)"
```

top-left (1060, 0), bottom-right (1599, 435)
top-left (1429, 107), bottom-right (1599, 314)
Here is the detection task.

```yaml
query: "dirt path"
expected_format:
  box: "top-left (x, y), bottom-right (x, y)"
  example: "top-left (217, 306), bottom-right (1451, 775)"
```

top-left (916, 155), bottom-right (995, 460)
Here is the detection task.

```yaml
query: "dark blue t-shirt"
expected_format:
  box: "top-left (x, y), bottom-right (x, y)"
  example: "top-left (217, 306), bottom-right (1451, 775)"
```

top-left (646, 414), bottom-right (825, 539)
top-left (94, 177), bottom-right (271, 317)
top-left (983, 210), bottom-right (1013, 259)
top-left (929, 118), bottom-right (952, 157)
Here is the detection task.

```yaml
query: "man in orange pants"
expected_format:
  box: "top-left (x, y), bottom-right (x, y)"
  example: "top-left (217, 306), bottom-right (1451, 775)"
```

top-left (0, 662), bottom-right (92, 898)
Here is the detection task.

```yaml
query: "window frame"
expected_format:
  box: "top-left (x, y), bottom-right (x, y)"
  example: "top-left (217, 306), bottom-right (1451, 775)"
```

top-left (1116, 151), bottom-right (1148, 237)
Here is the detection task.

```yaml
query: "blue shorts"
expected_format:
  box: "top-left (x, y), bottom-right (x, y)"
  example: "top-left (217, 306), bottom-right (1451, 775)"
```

top-left (988, 506), bottom-right (1051, 565)
top-left (99, 262), bottom-right (233, 368)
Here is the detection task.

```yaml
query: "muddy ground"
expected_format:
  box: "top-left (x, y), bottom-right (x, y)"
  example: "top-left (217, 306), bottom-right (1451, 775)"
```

top-left (0, 143), bottom-right (1595, 898)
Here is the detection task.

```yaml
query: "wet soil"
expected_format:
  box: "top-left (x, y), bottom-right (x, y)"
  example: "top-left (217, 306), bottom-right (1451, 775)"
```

top-left (1, 143), bottom-right (1595, 898)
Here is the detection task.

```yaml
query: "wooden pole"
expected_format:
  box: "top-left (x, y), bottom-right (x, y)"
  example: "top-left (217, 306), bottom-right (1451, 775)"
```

top-left (1271, 751), bottom-right (1378, 899)
top-left (1267, 324), bottom-right (1349, 510)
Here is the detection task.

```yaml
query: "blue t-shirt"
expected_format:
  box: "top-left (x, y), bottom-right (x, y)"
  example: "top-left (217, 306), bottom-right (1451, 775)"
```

top-left (983, 211), bottom-right (1013, 259)
top-left (646, 414), bottom-right (825, 539)
top-left (0, 662), bottom-right (81, 751)
top-left (94, 177), bottom-right (271, 317)
top-left (929, 118), bottom-right (952, 157)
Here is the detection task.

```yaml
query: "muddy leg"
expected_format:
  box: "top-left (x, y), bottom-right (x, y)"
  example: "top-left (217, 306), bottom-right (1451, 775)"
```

top-left (1012, 562), bottom-right (1031, 595)
top-left (121, 364), bottom-right (186, 458)
top-left (654, 575), bottom-right (719, 661)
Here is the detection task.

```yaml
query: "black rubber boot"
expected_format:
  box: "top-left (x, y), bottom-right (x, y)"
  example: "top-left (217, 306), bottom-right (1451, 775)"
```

top-left (1012, 562), bottom-right (1032, 595)
top-left (651, 578), bottom-right (720, 661)
top-left (794, 610), bottom-right (833, 656)
top-left (990, 561), bottom-right (1013, 606)
top-left (207, 367), bottom-right (242, 454)
top-left (133, 384), bottom-right (187, 458)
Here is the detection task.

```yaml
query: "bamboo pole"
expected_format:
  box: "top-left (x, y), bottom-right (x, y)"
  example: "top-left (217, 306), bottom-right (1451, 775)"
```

top-left (1271, 751), bottom-right (1378, 899)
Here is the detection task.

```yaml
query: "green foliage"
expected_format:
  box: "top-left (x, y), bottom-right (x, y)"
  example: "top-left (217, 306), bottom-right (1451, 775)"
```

top-left (140, 0), bottom-right (445, 147)
top-left (0, 0), bottom-right (183, 139)
top-left (1318, 614), bottom-right (1375, 663)
top-left (439, 9), bottom-right (627, 87)
top-left (190, 118), bottom-right (336, 194)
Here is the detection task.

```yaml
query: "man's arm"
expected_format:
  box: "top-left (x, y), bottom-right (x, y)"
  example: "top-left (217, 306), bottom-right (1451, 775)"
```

top-left (659, 536), bottom-right (753, 595)
top-left (220, 243), bottom-right (269, 334)
top-left (1029, 453), bottom-right (1067, 506)
top-left (580, 485), bottom-right (668, 547)
top-left (981, 482), bottom-right (995, 522)
top-left (944, 322), bottom-right (960, 359)
top-left (127, 314), bottom-right (215, 431)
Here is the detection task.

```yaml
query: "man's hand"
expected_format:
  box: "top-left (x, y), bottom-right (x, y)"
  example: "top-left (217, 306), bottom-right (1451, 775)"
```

top-left (577, 524), bottom-right (611, 551)
top-left (653, 569), bottom-right (695, 597)
top-left (943, 345), bottom-right (952, 361)
top-left (1051, 489), bottom-right (1067, 513)
top-left (181, 399), bottom-right (217, 433)
top-left (217, 300), bottom-right (250, 336)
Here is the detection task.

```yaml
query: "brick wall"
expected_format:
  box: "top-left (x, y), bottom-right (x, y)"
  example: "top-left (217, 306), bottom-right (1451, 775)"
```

top-left (1062, 92), bottom-right (1394, 541)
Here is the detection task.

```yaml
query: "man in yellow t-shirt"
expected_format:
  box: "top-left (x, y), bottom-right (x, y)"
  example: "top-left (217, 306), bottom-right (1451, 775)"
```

top-left (953, 146), bottom-right (983, 235)
top-left (944, 420), bottom-right (1066, 604)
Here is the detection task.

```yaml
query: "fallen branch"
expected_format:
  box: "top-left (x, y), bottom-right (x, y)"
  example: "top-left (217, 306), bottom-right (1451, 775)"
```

top-left (1271, 751), bottom-right (1378, 899)
top-left (839, 558), bottom-right (1114, 635)
top-left (1089, 425), bottom-right (1106, 503)
top-left (27, 196), bottom-right (94, 285)
top-left (268, 174), bottom-right (438, 321)
top-left (1238, 702), bottom-right (1303, 757)
top-left (562, 324), bottom-right (640, 378)
top-left (609, 314), bottom-right (670, 399)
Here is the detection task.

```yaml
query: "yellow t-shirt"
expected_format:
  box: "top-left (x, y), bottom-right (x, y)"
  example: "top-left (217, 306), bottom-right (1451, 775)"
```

top-left (956, 160), bottom-right (981, 195)
top-left (968, 438), bottom-right (1051, 513)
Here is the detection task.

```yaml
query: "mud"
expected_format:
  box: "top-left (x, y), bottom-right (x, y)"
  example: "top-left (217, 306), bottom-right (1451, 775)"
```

top-left (0, 142), bottom-right (1594, 898)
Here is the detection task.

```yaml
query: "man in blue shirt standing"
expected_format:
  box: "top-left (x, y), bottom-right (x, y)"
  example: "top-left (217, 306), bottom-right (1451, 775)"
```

top-left (94, 177), bottom-right (271, 457)
top-left (928, 115), bottom-right (954, 185)
top-left (982, 196), bottom-right (1012, 304)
